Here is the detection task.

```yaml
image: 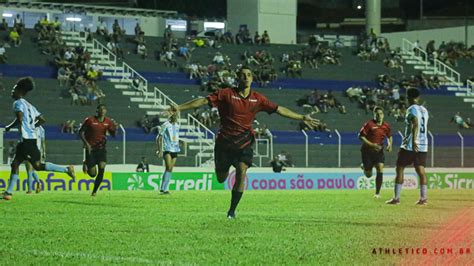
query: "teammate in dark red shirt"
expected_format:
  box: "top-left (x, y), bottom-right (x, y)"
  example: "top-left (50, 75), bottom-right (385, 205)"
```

top-left (79, 104), bottom-right (117, 196)
top-left (169, 66), bottom-right (319, 219)
top-left (358, 106), bottom-right (392, 198)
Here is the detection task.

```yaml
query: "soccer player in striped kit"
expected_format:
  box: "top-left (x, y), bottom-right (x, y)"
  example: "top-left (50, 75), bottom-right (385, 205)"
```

top-left (386, 88), bottom-right (430, 205)
top-left (3, 77), bottom-right (75, 200)
top-left (25, 125), bottom-right (45, 194)
top-left (156, 113), bottom-right (182, 194)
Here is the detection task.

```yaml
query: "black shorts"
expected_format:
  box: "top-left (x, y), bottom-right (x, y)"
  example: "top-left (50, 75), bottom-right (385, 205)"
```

top-left (163, 151), bottom-right (178, 159)
top-left (85, 148), bottom-right (107, 169)
top-left (214, 137), bottom-right (253, 173)
top-left (14, 139), bottom-right (41, 164)
top-left (396, 149), bottom-right (427, 167)
top-left (361, 149), bottom-right (385, 170)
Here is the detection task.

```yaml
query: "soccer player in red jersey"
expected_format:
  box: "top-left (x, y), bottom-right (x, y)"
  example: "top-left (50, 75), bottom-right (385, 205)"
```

top-left (358, 106), bottom-right (392, 198)
top-left (168, 66), bottom-right (319, 219)
top-left (79, 104), bottom-right (118, 196)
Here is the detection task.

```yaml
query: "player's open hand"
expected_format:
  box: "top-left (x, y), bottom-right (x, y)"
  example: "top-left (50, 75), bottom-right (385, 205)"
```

top-left (4, 125), bottom-right (11, 132)
top-left (85, 143), bottom-right (92, 154)
top-left (372, 144), bottom-right (382, 152)
top-left (155, 149), bottom-right (162, 158)
top-left (303, 115), bottom-right (320, 129)
top-left (413, 142), bottom-right (419, 152)
top-left (165, 105), bottom-right (179, 117)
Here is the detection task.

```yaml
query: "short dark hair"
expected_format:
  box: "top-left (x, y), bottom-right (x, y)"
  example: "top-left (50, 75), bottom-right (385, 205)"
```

top-left (15, 77), bottom-right (35, 92)
top-left (373, 106), bottom-right (384, 113)
top-left (237, 65), bottom-right (252, 75)
top-left (97, 104), bottom-right (106, 109)
top-left (407, 88), bottom-right (420, 99)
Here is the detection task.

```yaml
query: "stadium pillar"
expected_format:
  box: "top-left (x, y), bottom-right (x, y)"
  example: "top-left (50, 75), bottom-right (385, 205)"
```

top-left (365, 0), bottom-right (381, 35)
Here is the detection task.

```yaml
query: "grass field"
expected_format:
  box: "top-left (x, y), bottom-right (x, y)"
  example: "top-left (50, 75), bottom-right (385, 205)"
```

top-left (0, 189), bottom-right (472, 265)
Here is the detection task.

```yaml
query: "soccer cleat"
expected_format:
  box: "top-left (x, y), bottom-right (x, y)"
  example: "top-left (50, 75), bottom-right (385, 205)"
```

top-left (415, 198), bottom-right (428, 205)
top-left (385, 198), bottom-right (400, 205)
top-left (227, 211), bottom-right (236, 219)
top-left (373, 194), bottom-right (381, 199)
top-left (35, 182), bottom-right (41, 194)
top-left (66, 165), bottom-right (76, 181)
top-left (3, 191), bottom-right (12, 200)
top-left (91, 192), bottom-right (97, 197)
top-left (26, 191), bottom-right (33, 195)
top-left (160, 191), bottom-right (171, 195)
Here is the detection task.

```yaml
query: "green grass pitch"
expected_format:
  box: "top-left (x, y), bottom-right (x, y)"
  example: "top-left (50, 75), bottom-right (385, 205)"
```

top-left (0, 189), bottom-right (472, 265)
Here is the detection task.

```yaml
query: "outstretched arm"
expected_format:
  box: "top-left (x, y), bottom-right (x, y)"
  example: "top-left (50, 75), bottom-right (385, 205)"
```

top-left (173, 98), bottom-right (209, 113)
top-left (276, 106), bottom-right (320, 128)
top-left (5, 112), bottom-right (22, 131)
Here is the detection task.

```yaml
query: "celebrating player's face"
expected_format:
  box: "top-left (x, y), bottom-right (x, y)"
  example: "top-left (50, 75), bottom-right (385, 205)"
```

top-left (97, 105), bottom-right (107, 117)
top-left (374, 109), bottom-right (384, 123)
top-left (238, 69), bottom-right (253, 89)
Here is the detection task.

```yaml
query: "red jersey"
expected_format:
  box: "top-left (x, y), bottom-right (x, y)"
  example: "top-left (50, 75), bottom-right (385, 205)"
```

top-left (207, 88), bottom-right (278, 148)
top-left (359, 119), bottom-right (391, 151)
top-left (81, 116), bottom-right (116, 150)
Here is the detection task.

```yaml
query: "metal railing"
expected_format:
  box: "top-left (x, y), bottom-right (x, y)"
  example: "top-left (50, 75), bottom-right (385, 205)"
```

top-left (434, 59), bottom-right (461, 87)
top-left (119, 125), bottom-right (126, 164)
top-left (153, 87), bottom-right (177, 108)
top-left (187, 114), bottom-right (215, 167)
top-left (467, 80), bottom-right (474, 94)
top-left (254, 138), bottom-right (270, 167)
top-left (122, 62), bottom-right (148, 100)
top-left (402, 39), bottom-right (429, 68)
top-left (92, 39), bottom-right (118, 76)
top-left (457, 132), bottom-right (464, 167)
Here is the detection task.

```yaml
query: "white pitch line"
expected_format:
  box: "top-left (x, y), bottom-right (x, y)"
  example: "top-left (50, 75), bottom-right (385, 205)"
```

top-left (2, 249), bottom-right (159, 264)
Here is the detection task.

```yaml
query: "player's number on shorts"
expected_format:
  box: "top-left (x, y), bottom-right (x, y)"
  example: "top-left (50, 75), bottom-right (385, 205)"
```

top-left (420, 117), bottom-right (426, 134)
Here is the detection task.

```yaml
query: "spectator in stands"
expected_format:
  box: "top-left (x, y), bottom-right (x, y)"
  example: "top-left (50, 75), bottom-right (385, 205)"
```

top-left (0, 18), bottom-right (8, 31)
top-left (106, 38), bottom-right (117, 54)
top-left (137, 42), bottom-right (147, 59)
top-left (286, 60), bottom-right (302, 78)
top-left (138, 114), bottom-right (152, 133)
top-left (0, 43), bottom-right (7, 64)
top-left (134, 22), bottom-right (142, 38)
top-left (262, 30), bottom-right (270, 44)
top-left (40, 16), bottom-right (49, 28)
top-left (136, 157), bottom-right (150, 172)
top-left (277, 150), bottom-right (294, 167)
top-left (112, 19), bottom-right (124, 37)
top-left (13, 14), bottom-right (24, 34)
top-left (164, 25), bottom-right (173, 43)
top-left (51, 17), bottom-right (61, 31)
top-left (452, 112), bottom-right (470, 129)
top-left (57, 66), bottom-right (71, 87)
top-left (62, 120), bottom-right (78, 134)
top-left (213, 52), bottom-right (225, 64)
top-left (178, 43), bottom-right (192, 61)
top-left (254, 31), bottom-right (261, 45)
top-left (223, 30), bottom-right (233, 44)
top-left (269, 156), bottom-right (286, 173)
top-left (86, 66), bottom-right (99, 83)
top-left (164, 49), bottom-right (177, 67)
top-left (96, 19), bottom-right (108, 36)
top-left (9, 27), bottom-right (21, 47)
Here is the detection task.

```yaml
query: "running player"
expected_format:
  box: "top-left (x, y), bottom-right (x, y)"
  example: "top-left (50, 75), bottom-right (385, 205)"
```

top-left (168, 66), bottom-right (320, 219)
top-left (156, 113), bottom-right (182, 194)
top-left (25, 125), bottom-right (45, 194)
top-left (358, 107), bottom-right (392, 198)
top-left (3, 77), bottom-right (75, 200)
top-left (79, 104), bottom-right (118, 197)
top-left (386, 88), bottom-right (429, 205)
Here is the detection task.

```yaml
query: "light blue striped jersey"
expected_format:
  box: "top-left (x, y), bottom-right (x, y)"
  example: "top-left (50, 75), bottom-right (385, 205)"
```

top-left (13, 98), bottom-right (41, 141)
top-left (401, 104), bottom-right (429, 152)
top-left (36, 126), bottom-right (45, 151)
top-left (159, 121), bottom-right (180, 153)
